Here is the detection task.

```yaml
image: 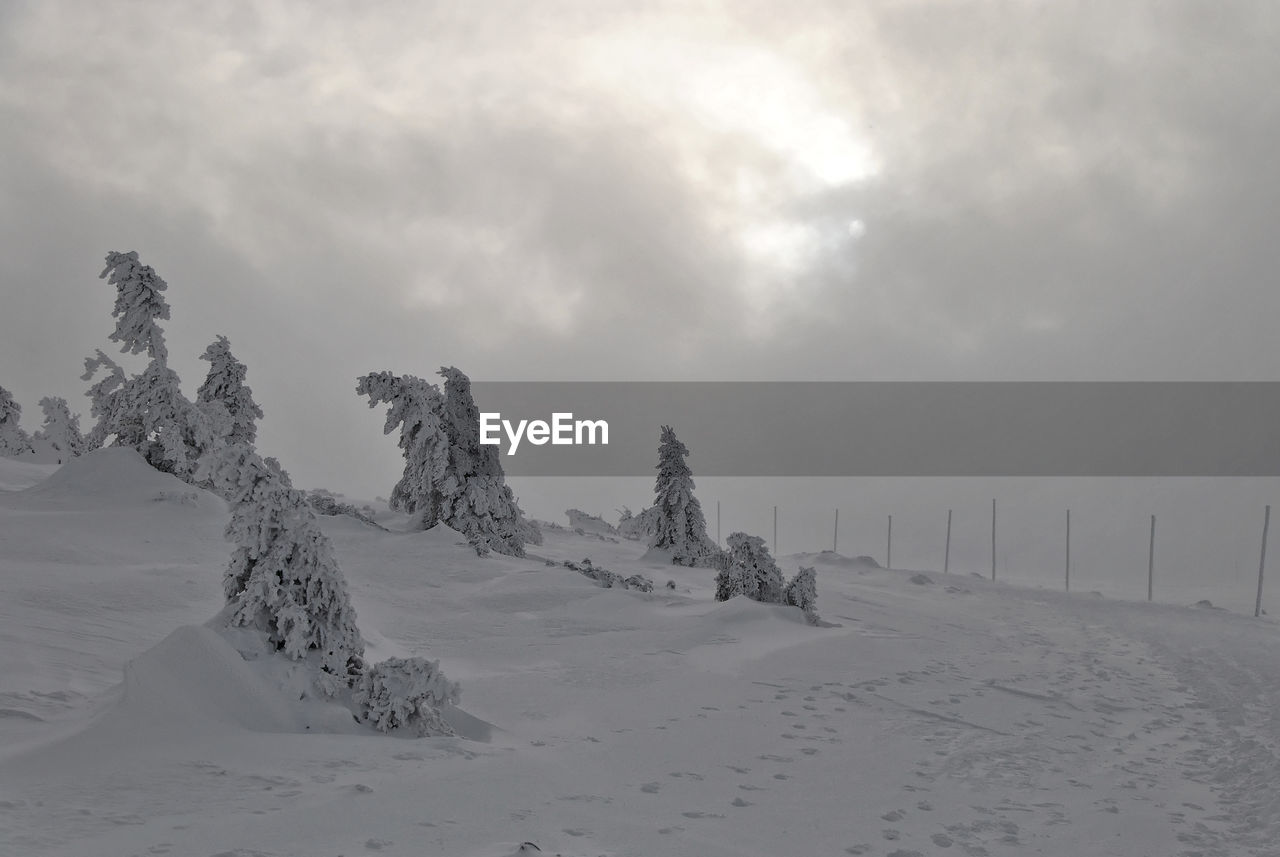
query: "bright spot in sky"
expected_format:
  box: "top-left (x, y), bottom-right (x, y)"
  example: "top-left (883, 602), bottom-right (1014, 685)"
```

top-left (578, 30), bottom-right (877, 321)
top-left (848, 219), bottom-right (867, 238)
top-left (581, 35), bottom-right (879, 190)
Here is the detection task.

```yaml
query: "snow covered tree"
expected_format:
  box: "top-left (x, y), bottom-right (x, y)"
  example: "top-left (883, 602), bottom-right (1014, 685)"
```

top-left (437, 366), bottom-right (528, 556)
top-left (618, 505), bottom-right (661, 541)
top-left (357, 371), bottom-right (449, 529)
top-left (82, 252), bottom-right (216, 483)
top-left (784, 565), bottom-right (820, 624)
top-left (353, 656), bottom-right (460, 737)
top-left (101, 250), bottom-right (170, 361)
top-left (197, 444), bottom-right (365, 696)
top-left (197, 335), bottom-right (263, 447)
top-left (0, 385), bottom-right (33, 456)
top-left (359, 365), bottom-right (531, 555)
top-left (33, 396), bottom-right (85, 463)
top-left (650, 425), bottom-right (714, 565)
top-left (715, 532), bottom-right (785, 604)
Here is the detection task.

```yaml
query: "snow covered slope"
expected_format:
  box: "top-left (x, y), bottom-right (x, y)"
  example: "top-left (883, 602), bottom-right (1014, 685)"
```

top-left (3, 454), bottom-right (1280, 856)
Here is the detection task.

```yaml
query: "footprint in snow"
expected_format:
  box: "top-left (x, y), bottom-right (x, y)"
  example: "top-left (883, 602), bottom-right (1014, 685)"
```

top-left (640, 782), bottom-right (661, 794)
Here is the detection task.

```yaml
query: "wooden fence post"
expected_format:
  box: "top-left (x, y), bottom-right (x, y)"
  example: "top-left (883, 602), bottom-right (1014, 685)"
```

top-left (944, 509), bottom-right (952, 574)
top-left (1147, 514), bottom-right (1156, 602)
top-left (1256, 505), bottom-right (1271, 618)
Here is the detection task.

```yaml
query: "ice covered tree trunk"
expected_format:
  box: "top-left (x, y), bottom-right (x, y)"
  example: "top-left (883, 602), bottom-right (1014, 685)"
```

top-left (197, 335), bottom-right (264, 448)
top-left (33, 396), bottom-right (86, 463)
top-left (0, 386), bottom-right (33, 456)
top-left (198, 445), bottom-right (366, 696)
top-left (650, 425), bottom-right (713, 566)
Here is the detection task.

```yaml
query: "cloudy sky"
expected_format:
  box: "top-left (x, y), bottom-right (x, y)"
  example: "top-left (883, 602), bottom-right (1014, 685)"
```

top-left (3, 1), bottom-right (1279, 581)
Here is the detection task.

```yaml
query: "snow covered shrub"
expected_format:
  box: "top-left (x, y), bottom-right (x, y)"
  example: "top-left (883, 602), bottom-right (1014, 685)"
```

top-left (649, 426), bottom-right (714, 565)
top-left (716, 532), bottom-right (785, 604)
top-left (566, 509), bottom-right (617, 534)
top-left (564, 558), bottom-right (655, 592)
top-left (784, 566), bottom-right (820, 624)
top-left (354, 656), bottom-right (460, 737)
top-left (33, 396), bottom-right (85, 463)
top-left (197, 444), bottom-right (365, 696)
top-left (0, 385), bottom-right (33, 456)
top-left (305, 490), bottom-right (383, 528)
top-left (197, 335), bottom-right (263, 448)
top-left (617, 506), bottom-right (659, 541)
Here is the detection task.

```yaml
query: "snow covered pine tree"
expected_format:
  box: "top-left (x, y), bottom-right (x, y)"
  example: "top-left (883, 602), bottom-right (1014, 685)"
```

top-left (359, 367), bottom-right (530, 556)
top-left (197, 335), bottom-right (264, 448)
top-left (33, 396), bottom-right (86, 463)
top-left (197, 444), bottom-right (366, 697)
top-left (356, 371), bottom-right (450, 529)
top-left (437, 366), bottom-right (529, 557)
top-left (784, 565), bottom-right (821, 624)
top-left (81, 252), bottom-right (217, 481)
top-left (715, 531), bottom-right (786, 603)
top-left (650, 425), bottom-right (714, 566)
top-left (0, 385), bottom-right (33, 456)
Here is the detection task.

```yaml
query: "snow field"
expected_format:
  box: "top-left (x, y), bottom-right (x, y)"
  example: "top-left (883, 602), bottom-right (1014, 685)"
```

top-left (2, 452), bottom-right (1280, 855)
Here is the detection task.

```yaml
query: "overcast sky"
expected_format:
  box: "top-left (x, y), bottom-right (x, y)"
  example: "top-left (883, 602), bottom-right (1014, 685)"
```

top-left (3, 2), bottom-right (1279, 578)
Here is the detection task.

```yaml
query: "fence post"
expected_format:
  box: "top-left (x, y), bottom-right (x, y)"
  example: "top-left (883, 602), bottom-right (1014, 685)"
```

top-left (1256, 505), bottom-right (1271, 618)
top-left (887, 514), bottom-right (893, 569)
top-left (991, 499), bottom-right (997, 581)
top-left (717, 500), bottom-right (721, 547)
top-left (1147, 514), bottom-right (1155, 602)
top-left (773, 505), bottom-right (778, 556)
top-left (1065, 509), bottom-right (1071, 592)
top-left (833, 508), bottom-right (839, 554)
top-left (944, 509), bottom-right (952, 574)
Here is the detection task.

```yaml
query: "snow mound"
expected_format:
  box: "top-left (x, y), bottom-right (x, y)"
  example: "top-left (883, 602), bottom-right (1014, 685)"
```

top-left (14, 447), bottom-right (217, 511)
top-left (419, 521), bottom-right (475, 547)
top-left (796, 550), bottom-right (881, 570)
top-left (638, 545), bottom-right (675, 565)
top-left (0, 456), bottom-right (59, 491)
top-left (705, 593), bottom-right (810, 626)
top-left (909, 573), bottom-right (934, 585)
top-left (115, 625), bottom-right (303, 734)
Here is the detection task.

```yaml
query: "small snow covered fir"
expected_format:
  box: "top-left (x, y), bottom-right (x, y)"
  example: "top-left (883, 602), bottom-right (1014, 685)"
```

top-left (784, 565), bottom-right (820, 624)
top-left (715, 532), bottom-right (785, 604)
top-left (82, 252), bottom-right (221, 483)
top-left (649, 426), bottom-right (715, 565)
top-left (197, 335), bottom-right (264, 448)
top-left (33, 396), bottom-right (86, 463)
top-left (357, 370), bottom-right (449, 529)
top-left (358, 366), bottom-right (532, 556)
top-left (354, 656), bottom-right (460, 737)
top-left (197, 444), bottom-right (365, 696)
top-left (0, 385), bottom-right (33, 456)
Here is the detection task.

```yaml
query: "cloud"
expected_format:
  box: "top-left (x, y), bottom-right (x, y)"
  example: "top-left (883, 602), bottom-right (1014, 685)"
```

top-left (2, 0), bottom-right (1279, 496)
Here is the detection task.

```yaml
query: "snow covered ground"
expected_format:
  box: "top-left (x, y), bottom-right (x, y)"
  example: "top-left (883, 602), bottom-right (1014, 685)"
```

top-left (3, 451), bottom-right (1280, 856)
